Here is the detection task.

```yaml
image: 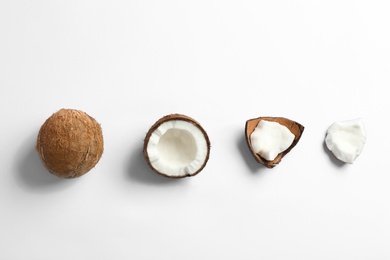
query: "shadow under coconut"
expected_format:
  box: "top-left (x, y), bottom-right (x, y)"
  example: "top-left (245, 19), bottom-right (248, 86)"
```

top-left (14, 131), bottom-right (76, 192)
top-left (126, 143), bottom-right (188, 185)
top-left (236, 131), bottom-right (268, 174)
top-left (322, 136), bottom-right (346, 168)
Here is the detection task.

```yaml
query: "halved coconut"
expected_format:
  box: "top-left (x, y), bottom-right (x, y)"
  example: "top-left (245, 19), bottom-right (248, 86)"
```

top-left (245, 117), bottom-right (304, 168)
top-left (143, 114), bottom-right (211, 178)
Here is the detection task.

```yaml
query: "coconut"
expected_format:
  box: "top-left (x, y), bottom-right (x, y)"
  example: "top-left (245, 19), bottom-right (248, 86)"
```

top-left (245, 117), bottom-right (304, 168)
top-left (36, 108), bottom-right (104, 178)
top-left (143, 114), bottom-right (211, 178)
top-left (325, 118), bottom-right (366, 163)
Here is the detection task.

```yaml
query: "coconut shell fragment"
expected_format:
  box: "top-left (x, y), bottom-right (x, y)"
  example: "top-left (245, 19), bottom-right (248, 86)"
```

top-left (36, 109), bottom-right (104, 178)
top-left (245, 117), bottom-right (304, 168)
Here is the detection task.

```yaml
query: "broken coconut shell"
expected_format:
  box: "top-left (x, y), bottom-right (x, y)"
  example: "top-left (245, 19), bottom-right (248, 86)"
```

top-left (245, 116), bottom-right (304, 168)
top-left (36, 108), bottom-right (104, 178)
top-left (143, 114), bottom-right (211, 178)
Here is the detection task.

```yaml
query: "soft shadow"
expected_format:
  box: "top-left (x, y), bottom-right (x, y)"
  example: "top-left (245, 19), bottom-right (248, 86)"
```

top-left (14, 131), bottom-right (76, 192)
top-left (126, 144), bottom-right (188, 185)
top-left (322, 137), bottom-right (346, 168)
top-left (237, 132), bottom-right (267, 174)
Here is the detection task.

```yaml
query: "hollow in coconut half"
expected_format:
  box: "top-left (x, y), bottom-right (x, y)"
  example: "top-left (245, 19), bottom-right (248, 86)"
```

top-left (143, 114), bottom-right (211, 178)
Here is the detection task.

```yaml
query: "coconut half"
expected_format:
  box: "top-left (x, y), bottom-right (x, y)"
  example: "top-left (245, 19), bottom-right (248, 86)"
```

top-left (325, 118), bottom-right (366, 163)
top-left (245, 117), bottom-right (304, 168)
top-left (143, 114), bottom-right (211, 178)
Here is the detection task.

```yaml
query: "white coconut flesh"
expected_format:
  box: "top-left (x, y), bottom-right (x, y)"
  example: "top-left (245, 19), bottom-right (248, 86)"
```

top-left (325, 118), bottom-right (366, 163)
top-left (250, 120), bottom-right (295, 161)
top-left (146, 120), bottom-right (209, 177)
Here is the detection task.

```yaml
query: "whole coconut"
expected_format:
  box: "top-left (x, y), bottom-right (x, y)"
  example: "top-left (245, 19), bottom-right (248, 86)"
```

top-left (36, 109), bottom-right (104, 178)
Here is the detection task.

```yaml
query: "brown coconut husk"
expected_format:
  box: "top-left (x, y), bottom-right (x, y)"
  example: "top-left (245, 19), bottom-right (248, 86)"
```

top-left (245, 116), bottom-right (304, 168)
top-left (36, 109), bottom-right (104, 178)
top-left (143, 114), bottom-right (211, 178)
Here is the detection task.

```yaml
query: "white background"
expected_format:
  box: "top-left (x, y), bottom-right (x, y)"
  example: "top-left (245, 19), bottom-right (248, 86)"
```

top-left (1, 0), bottom-right (390, 259)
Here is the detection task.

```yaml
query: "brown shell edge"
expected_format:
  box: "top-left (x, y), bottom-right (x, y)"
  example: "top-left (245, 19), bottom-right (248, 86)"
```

top-left (245, 116), bottom-right (304, 168)
top-left (143, 113), bottom-right (211, 179)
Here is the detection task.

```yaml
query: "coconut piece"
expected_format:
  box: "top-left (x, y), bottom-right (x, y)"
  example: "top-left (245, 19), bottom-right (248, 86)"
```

top-left (36, 109), bottom-right (104, 178)
top-left (143, 114), bottom-right (211, 178)
top-left (250, 120), bottom-right (295, 161)
top-left (245, 117), bottom-right (304, 168)
top-left (325, 118), bottom-right (366, 163)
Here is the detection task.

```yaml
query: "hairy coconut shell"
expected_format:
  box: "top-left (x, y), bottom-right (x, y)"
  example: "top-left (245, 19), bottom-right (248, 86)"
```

top-left (36, 109), bottom-right (104, 178)
top-left (245, 116), bottom-right (304, 168)
top-left (143, 114), bottom-right (211, 178)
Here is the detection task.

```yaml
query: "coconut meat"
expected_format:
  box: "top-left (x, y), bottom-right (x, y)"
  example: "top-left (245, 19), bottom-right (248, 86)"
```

top-left (146, 120), bottom-right (208, 177)
top-left (325, 118), bottom-right (366, 163)
top-left (250, 120), bottom-right (295, 161)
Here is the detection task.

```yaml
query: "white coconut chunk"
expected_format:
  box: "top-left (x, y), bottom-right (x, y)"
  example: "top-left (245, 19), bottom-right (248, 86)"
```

top-left (250, 120), bottom-right (295, 161)
top-left (325, 118), bottom-right (366, 163)
top-left (146, 120), bottom-right (208, 177)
